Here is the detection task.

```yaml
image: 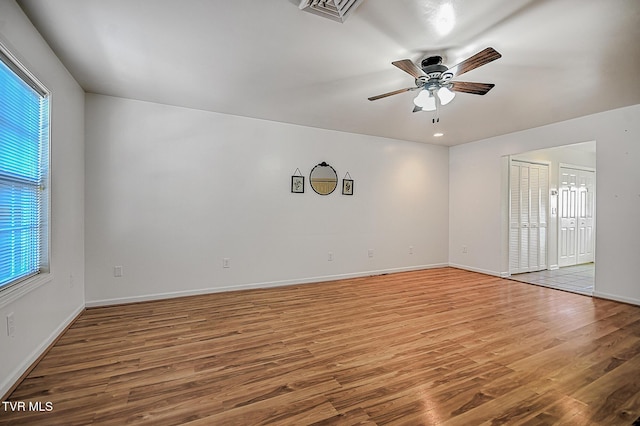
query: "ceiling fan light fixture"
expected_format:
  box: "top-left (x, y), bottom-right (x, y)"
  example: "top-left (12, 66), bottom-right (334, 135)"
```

top-left (368, 47), bottom-right (501, 118)
top-left (437, 86), bottom-right (455, 105)
top-left (413, 89), bottom-right (436, 111)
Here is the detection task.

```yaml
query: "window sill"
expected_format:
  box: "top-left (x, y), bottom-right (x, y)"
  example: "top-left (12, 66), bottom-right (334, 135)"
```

top-left (0, 273), bottom-right (54, 309)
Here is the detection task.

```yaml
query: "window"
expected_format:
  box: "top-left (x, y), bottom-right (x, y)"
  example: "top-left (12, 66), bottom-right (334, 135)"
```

top-left (0, 45), bottom-right (50, 294)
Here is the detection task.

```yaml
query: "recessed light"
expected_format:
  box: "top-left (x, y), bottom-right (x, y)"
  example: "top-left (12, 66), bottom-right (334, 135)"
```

top-left (434, 132), bottom-right (444, 137)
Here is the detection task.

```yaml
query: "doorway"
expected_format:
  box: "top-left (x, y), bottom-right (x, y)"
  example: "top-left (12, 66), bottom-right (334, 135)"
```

top-left (504, 142), bottom-right (596, 296)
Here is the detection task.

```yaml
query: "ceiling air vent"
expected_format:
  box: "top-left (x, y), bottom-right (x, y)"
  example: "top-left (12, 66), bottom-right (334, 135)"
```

top-left (299, 0), bottom-right (366, 23)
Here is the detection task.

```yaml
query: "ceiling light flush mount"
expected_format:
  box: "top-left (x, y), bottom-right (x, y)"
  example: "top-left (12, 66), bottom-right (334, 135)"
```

top-left (299, 0), bottom-right (366, 23)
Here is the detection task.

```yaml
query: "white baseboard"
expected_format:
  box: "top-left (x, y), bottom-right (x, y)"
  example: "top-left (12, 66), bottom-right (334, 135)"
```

top-left (549, 264), bottom-right (560, 271)
top-left (85, 263), bottom-right (450, 307)
top-left (1, 303), bottom-right (84, 398)
top-left (448, 263), bottom-right (502, 277)
top-left (593, 291), bottom-right (640, 306)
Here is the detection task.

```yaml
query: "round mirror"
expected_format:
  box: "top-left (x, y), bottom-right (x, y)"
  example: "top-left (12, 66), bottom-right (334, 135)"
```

top-left (310, 162), bottom-right (338, 195)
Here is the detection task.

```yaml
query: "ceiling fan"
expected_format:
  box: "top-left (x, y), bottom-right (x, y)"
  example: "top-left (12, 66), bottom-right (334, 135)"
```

top-left (368, 47), bottom-right (502, 122)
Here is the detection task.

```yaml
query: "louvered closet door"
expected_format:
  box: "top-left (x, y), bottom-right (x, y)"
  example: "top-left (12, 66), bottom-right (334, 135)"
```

top-left (510, 161), bottom-right (549, 274)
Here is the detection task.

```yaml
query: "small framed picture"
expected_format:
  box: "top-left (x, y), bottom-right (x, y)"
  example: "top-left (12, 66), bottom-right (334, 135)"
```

top-left (342, 179), bottom-right (354, 195)
top-left (291, 175), bottom-right (305, 193)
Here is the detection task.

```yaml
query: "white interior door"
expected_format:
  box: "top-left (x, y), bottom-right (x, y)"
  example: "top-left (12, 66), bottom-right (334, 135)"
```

top-left (559, 169), bottom-right (578, 267)
top-left (577, 170), bottom-right (595, 263)
top-left (559, 167), bottom-right (595, 267)
top-left (510, 161), bottom-right (548, 274)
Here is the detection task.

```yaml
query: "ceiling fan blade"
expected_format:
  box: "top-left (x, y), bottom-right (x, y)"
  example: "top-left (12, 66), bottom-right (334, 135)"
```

top-left (368, 87), bottom-right (418, 101)
top-left (448, 47), bottom-right (501, 78)
top-left (450, 81), bottom-right (495, 95)
top-left (392, 59), bottom-right (425, 79)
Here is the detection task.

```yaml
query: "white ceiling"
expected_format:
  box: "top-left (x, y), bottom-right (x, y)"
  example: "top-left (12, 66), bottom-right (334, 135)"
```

top-left (16, 0), bottom-right (640, 146)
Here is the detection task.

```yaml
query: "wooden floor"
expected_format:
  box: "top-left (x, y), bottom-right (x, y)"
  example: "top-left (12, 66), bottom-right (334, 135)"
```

top-left (3, 268), bottom-right (640, 425)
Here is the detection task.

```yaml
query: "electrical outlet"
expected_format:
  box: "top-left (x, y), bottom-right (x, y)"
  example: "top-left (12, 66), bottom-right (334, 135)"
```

top-left (114, 266), bottom-right (123, 277)
top-left (368, 249), bottom-right (374, 258)
top-left (328, 252), bottom-right (333, 261)
top-left (223, 258), bottom-right (231, 268)
top-left (69, 273), bottom-right (74, 288)
top-left (462, 246), bottom-right (468, 254)
top-left (409, 245), bottom-right (414, 255)
top-left (6, 313), bottom-right (15, 338)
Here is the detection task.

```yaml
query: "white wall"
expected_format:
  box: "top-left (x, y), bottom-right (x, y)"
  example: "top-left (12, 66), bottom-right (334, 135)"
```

top-left (84, 94), bottom-right (449, 305)
top-left (450, 104), bottom-right (640, 305)
top-left (0, 1), bottom-right (85, 397)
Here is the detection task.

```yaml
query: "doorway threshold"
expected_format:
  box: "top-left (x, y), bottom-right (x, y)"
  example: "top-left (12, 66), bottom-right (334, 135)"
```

top-left (509, 263), bottom-right (595, 296)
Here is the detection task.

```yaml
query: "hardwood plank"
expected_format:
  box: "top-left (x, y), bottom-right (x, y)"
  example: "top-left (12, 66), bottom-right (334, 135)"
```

top-left (2, 268), bottom-right (640, 425)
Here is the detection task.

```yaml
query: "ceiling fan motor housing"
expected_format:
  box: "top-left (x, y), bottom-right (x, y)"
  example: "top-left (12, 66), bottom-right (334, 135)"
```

top-left (421, 55), bottom-right (443, 67)
top-left (414, 56), bottom-right (451, 89)
top-left (420, 56), bottom-right (450, 82)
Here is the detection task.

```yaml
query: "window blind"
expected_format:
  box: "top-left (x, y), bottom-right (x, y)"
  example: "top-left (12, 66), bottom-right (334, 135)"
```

top-left (0, 51), bottom-right (49, 290)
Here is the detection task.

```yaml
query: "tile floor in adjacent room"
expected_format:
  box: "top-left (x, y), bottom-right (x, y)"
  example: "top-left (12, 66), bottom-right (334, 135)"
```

top-left (509, 263), bottom-right (595, 296)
